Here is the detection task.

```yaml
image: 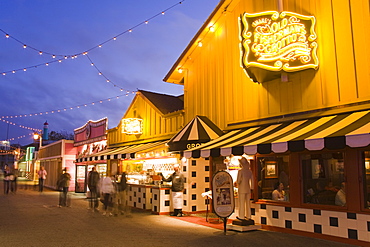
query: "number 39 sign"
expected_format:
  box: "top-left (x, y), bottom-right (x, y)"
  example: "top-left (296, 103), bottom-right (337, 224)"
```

top-left (212, 171), bottom-right (235, 218)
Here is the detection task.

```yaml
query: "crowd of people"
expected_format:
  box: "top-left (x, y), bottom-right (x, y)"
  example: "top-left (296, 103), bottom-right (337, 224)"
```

top-left (2, 164), bottom-right (134, 216)
top-left (87, 168), bottom-right (132, 217)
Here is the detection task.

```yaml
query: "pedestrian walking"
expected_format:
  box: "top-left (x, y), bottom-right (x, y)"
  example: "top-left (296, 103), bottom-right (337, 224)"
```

top-left (37, 166), bottom-right (47, 192)
top-left (87, 166), bottom-right (100, 211)
top-left (9, 168), bottom-right (17, 194)
top-left (3, 166), bottom-right (11, 194)
top-left (114, 172), bottom-right (132, 217)
top-left (57, 168), bottom-right (71, 207)
top-left (100, 175), bottom-right (115, 216)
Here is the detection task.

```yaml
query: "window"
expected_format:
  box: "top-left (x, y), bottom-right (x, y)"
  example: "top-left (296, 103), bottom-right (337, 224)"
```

top-left (257, 155), bottom-right (289, 202)
top-left (302, 152), bottom-right (345, 206)
top-left (363, 151), bottom-right (370, 209)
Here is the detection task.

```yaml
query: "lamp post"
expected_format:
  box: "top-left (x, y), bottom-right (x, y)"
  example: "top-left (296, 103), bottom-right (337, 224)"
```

top-left (33, 132), bottom-right (42, 149)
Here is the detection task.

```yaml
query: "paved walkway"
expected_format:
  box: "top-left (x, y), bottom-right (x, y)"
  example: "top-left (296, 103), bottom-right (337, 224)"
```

top-left (0, 179), bottom-right (360, 247)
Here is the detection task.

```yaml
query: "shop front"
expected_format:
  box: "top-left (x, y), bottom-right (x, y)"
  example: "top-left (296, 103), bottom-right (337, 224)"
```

top-left (101, 90), bottom-right (186, 214)
top-left (163, 0), bottom-right (369, 244)
top-left (38, 140), bottom-right (77, 191)
top-left (74, 118), bottom-right (108, 193)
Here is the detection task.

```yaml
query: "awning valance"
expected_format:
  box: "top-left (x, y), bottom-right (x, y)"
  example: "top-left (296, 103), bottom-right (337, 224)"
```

top-left (76, 141), bottom-right (168, 163)
top-left (167, 115), bottom-right (224, 151)
top-left (184, 110), bottom-right (370, 158)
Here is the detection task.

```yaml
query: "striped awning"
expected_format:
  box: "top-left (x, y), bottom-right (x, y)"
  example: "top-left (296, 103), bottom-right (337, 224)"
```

top-left (76, 141), bottom-right (168, 163)
top-left (167, 115), bottom-right (224, 151)
top-left (183, 110), bottom-right (370, 158)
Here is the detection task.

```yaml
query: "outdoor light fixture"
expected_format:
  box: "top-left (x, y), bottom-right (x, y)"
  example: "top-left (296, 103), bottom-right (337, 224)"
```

top-left (33, 132), bottom-right (42, 148)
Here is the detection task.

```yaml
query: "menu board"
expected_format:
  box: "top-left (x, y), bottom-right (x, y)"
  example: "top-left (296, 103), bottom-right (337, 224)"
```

top-left (212, 171), bottom-right (235, 218)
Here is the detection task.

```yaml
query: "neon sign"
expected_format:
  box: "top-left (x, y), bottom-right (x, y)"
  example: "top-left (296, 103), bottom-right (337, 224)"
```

top-left (239, 11), bottom-right (318, 81)
top-left (122, 118), bottom-right (143, 135)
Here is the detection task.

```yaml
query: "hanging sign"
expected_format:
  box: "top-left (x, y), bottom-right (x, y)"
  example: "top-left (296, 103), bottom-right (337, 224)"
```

top-left (239, 11), bottom-right (318, 82)
top-left (122, 118), bottom-right (143, 135)
top-left (212, 171), bottom-right (235, 218)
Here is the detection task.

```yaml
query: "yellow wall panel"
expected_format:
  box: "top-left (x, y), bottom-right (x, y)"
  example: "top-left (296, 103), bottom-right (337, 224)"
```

top-left (332, 0), bottom-right (357, 102)
top-left (351, 0), bottom-right (370, 99)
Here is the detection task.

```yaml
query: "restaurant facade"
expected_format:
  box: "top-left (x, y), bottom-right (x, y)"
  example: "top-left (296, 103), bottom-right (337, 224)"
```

top-left (164, 0), bottom-right (370, 245)
top-left (74, 118), bottom-right (108, 193)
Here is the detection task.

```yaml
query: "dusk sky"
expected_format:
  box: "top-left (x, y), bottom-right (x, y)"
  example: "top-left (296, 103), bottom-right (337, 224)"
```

top-left (0, 0), bottom-right (219, 145)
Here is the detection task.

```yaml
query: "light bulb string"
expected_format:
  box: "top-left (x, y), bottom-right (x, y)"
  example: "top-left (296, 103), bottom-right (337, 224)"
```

top-left (1, 118), bottom-right (41, 132)
top-left (0, 1), bottom-right (185, 65)
top-left (0, 93), bottom-right (134, 119)
top-left (86, 54), bottom-right (130, 91)
top-left (1, 134), bottom-right (28, 143)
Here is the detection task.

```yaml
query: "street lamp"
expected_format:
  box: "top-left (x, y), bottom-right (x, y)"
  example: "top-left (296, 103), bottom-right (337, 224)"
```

top-left (33, 132), bottom-right (42, 149)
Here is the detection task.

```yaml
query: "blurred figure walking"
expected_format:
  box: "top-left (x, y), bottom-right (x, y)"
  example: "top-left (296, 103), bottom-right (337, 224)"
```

top-left (87, 166), bottom-right (100, 211)
top-left (100, 175), bottom-right (115, 216)
top-left (57, 168), bottom-right (71, 207)
top-left (114, 172), bottom-right (132, 217)
top-left (37, 166), bottom-right (47, 192)
top-left (3, 166), bottom-right (11, 194)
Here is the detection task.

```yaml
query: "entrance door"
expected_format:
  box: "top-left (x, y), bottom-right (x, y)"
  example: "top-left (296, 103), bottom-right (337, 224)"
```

top-left (75, 165), bottom-right (87, 193)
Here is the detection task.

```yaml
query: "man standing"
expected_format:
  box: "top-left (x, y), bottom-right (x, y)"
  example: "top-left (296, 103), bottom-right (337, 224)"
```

top-left (236, 157), bottom-right (254, 220)
top-left (37, 166), bottom-right (47, 192)
top-left (57, 168), bottom-right (71, 207)
top-left (161, 164), bottom-right (185, 217)
top-left (87, 167), bottom-right (100, 211)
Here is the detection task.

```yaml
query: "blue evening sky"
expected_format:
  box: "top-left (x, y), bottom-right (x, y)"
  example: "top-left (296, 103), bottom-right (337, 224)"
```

top-left (0, 0), bottom-right (219, 145)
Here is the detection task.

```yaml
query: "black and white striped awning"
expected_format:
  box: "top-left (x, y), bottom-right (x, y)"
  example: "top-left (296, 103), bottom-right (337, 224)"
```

top-left (76, 141), bottom-right (168, 163)
top-left (183, 110), bottom-right (370, 158)
top-left (167, 115), bottom-right (224, 152)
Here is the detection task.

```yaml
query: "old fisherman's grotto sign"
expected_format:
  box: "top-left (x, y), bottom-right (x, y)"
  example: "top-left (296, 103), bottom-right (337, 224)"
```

top-left (239, 11), bottom-right (319, 82)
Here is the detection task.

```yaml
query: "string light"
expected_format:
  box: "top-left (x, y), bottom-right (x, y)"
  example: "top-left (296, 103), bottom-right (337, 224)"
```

top-left (3, 133), bottom-right (27, 141)
top-left (0, 92), bottom-right (138, 142)
top-left (0, 93), bottom-right (135, 120)
top-left (1, 118), bottom-right (41, 132)
top-left (85, 54), bottom-right (134, 92)
top-left (0, 1), bottom-right (187, 75)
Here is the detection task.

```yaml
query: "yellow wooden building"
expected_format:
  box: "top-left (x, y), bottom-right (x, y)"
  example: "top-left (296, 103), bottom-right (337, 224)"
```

top-left (164, 0), bottom-right (370, 245)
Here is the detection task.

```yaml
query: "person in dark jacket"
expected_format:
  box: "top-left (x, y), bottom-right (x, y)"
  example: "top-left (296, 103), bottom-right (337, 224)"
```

top-left (3, 166), bottom-right (11, 194)
top-left (87, 167), bottom-right (100, 211)
top-left (57, 168), bottom-right (71, 207)
top-left (161, 164), bottom-right (185, 217)
top-left (114, 172), bottom-right (132, 217)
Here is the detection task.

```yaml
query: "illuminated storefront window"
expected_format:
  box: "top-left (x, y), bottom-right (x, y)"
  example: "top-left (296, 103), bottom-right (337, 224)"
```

top-left (362, 151), bottom-right (370, 209)
top-left (257, 155), bottom-right (289, 202)
top-left (302, 152), bottom-right (345, 206)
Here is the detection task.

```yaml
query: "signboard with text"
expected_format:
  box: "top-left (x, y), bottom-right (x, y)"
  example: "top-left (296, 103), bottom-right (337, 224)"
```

top-left (239, 11), bottom-right (318, 82)
top-left (122, 118), bottom-right (143, 135)
top-left (212, 171), bottom-right (235, 218)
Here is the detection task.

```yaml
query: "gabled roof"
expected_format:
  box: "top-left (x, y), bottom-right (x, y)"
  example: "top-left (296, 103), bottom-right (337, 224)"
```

top-left (139, 90), bottom-right (184, 115)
